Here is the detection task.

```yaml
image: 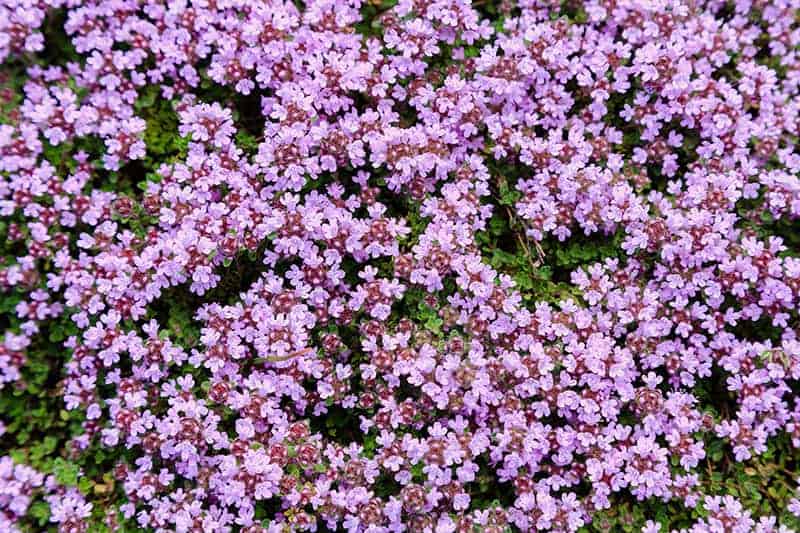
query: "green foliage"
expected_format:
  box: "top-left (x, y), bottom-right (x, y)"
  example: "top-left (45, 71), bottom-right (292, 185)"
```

top-left (137, 85), bottom-right (186, 163)
top-left (53, 457), bottom-right (80, 486)
top-left (545, 229), bottom-right (626, 272)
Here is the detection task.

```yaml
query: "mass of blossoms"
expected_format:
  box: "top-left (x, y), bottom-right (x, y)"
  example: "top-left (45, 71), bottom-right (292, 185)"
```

top-left (2, 0), bottom-right (800, 531)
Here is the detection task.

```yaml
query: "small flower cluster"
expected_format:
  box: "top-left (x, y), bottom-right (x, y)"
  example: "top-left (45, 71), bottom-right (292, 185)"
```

top-left (0, 456), bottom-right (91, 533)
top-left (0, 456), bottom-right (46, 531)
top-left (2, 0), bottom-right (800, 531)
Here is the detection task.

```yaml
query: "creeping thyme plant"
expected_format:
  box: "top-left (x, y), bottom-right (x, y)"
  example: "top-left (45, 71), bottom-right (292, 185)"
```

top-left (3, 0), bottom-right (800, 531)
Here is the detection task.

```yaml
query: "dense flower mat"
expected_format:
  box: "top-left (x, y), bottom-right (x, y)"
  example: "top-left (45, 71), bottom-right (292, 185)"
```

top-left (3, 0), bottom-right (800, 531)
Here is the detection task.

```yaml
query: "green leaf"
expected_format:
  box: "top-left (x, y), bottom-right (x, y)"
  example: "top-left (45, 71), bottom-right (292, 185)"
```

top-left (53, 458), bottom-right (80, 487)
top-left (29, 501), bottom-right (51, 525)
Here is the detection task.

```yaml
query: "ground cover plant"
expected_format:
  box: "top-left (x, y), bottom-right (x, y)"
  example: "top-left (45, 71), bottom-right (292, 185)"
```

top-left (2, 0), bottom-right (800, 531)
